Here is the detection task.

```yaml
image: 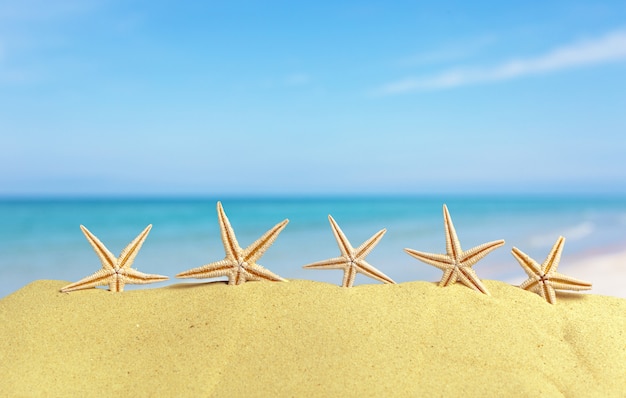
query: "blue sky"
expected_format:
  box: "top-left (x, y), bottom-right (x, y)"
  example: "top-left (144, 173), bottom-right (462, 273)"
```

top-left (1, 0), bottom-right (626, 196)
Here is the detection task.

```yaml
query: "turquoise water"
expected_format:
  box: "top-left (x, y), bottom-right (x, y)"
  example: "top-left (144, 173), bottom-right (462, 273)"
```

top-left (1, 196), bottom-right (625, 298)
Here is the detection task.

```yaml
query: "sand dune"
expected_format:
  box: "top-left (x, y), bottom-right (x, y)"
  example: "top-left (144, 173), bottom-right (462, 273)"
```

top-left (1, 279), bottom-right (624, 397)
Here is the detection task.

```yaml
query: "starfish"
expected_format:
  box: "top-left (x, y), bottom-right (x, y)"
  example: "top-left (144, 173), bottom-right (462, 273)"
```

top-left (404, 204), bottom-right (504, 295)
top-left (302, 215), bottom-right (395, 287)
top-left (60, 225), bottom-right (168, 293)
top-left (512, 236), bottom-right (592, 304)
top-left (176, 201), bottom-right (289, 285)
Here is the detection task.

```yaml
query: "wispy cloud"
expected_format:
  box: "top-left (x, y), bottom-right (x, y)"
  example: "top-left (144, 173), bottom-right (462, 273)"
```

top-left (0, 1), bottom-right (104, 85)
top-left (396, 36), bottom-right (496, 67)
top-left (0, 0), bottom-right (100, 21)
top-left (0, 38), bottom-right (26, 84)
top-left (376, 29), bottom-right (626, 95)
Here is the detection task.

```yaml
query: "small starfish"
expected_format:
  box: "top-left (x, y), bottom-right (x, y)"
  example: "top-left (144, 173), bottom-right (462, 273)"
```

top-left (404, 204), bottom-right (504, 295)
top-left (60, 225), bottom-right (168, 293)
top-left (176, 201), bottom-right (288, 285)
top-left (303, 215), bottom-right (395, 288)
top-left (512, 236), bottom-right (592, 304)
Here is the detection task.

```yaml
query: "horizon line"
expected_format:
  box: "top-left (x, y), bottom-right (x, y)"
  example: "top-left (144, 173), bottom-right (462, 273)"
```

top-left (1, 192), bottom-right (625, 201)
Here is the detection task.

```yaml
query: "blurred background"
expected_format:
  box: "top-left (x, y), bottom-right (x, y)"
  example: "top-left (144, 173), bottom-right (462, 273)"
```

top-left (1, 1), bottom-right (625, 297)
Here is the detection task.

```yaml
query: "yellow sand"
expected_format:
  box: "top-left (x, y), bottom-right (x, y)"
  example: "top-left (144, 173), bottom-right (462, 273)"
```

top-left (1, 280), bottom-right (625, 397)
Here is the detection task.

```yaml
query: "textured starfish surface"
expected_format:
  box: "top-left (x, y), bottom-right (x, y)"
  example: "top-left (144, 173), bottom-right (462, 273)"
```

top-left (176, 202), bottom-right (289, 285)
top-left (303, 215), bottom-right (396, 288)
top-left (404, 204), bottom-right (505, 295)
top-left (512, 236), bottom-right (592, 304)
top-left (60, 225), bottom-right (168, 293)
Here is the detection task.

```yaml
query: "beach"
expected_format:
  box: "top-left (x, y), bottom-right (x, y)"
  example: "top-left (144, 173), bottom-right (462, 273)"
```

top-left (1, 197), bottom-right (625, 396)
top-left (1, 279), bottom-right (625, 396)
top-left (4, 1), bottom-right (626, 395)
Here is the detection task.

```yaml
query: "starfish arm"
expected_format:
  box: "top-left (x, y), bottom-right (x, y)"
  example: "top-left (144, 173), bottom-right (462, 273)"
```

top-left (519, 277), bottom-right (541, 292)
top-left (227, 271), bottom-right (243, 285)
top-left (60, 269), bottom-right (115, 292)
top-left (117, 225), bottom-right (152, 269)
top-left (243, 263), bottom-right (287, 283)
top-left (216, 202), bottom-right (242, 261)
top-left (542, 236), bottom-right (565, 274)
top-left (354, 229), bottom-right (386, 259)
top-left (109, 275), bottom-right (125, 292)
top-left (442, 204), bottom-right (463, 260)
top-left (175, 259), bottom-right (235, 280)
top-left (404, 248), bottom-right (454, 271)
top-left (328, 215), bottom-right (354, 257)
top-left (341, 264), bottom-right (358, 287)
top-left (456, 266), bottom-right (490, 295)
top-left (541, 282), bottom-right (557, 305)
top-left (243, 219), bottom-right (289, 264)
top-left (355, 259), bottom-right (396, 285)
top-left (460, 240), bottom-right (505, 267)
top-left (548, 272), bottom-right (592, 291)
top-left (511, 247), bottom-right (543, 278)
top-left (303, 256), bottom-right (349, 270)
top-left (438, 268), bottom-right (457, 287)
top-left (80, 225), bottom-right (117, 271)
top-left (122, 268), bottom-right (169, 285)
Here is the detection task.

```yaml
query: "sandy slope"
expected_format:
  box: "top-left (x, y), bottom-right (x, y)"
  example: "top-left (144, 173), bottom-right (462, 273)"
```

top-left (1, 279), bottom-right (625, 397)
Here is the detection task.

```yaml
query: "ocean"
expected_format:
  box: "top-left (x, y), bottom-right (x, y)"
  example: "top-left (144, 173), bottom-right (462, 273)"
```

top-left (1, 196), bottom-right (625, 298)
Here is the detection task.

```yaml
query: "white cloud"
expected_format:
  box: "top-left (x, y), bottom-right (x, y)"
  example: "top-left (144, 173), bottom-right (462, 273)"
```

top-left (377, 29), bottom-right (626, 95)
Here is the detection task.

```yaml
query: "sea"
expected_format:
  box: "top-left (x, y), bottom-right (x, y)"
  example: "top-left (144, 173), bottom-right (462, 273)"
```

top-left (1, 196), bottom-right (626, 298)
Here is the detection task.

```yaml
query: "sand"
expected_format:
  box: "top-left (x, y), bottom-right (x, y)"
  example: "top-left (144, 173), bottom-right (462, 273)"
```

top-left (0, 279), bottom-right (625, 397)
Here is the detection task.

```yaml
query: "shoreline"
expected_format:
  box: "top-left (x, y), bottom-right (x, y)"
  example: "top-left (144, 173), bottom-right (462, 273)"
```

top-left (566, 248), bottom-right (626, 299)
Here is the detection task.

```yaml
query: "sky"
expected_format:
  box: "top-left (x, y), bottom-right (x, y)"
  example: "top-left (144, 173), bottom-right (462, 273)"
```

top-left (1, 0), bottom-right (626, 197)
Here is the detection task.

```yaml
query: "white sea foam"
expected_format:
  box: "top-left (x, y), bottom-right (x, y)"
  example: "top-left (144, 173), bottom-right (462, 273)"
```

top-left (528, 222), bottom-right (594, 248)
